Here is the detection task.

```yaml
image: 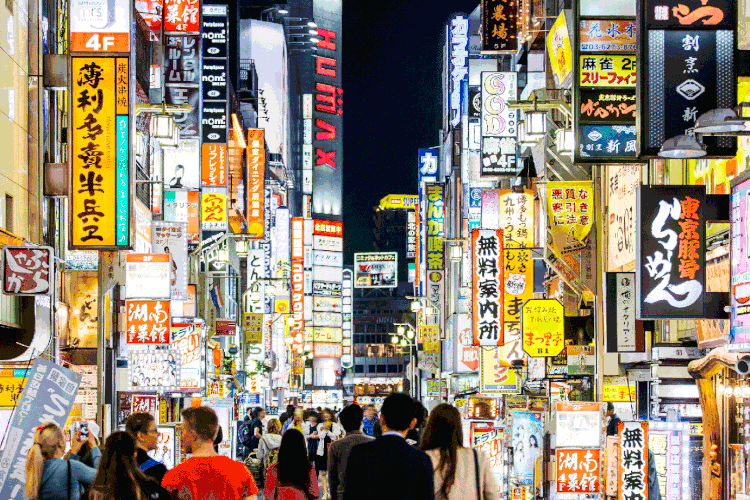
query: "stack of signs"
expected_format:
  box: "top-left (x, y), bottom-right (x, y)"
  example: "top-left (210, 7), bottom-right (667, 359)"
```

top-left (638, 0), bottom-right (736, 157)
top-left (341, 269), bottom-right (353, 368)
top-left (575, 16), bottom-right (638, 161)
top-left (481, 72), bottom-right (518, 175)
top-left (618, 422), bottom-right (648, 500)
top-left (312, 220), bottom-right (344, 360)
top-left (555, 402), bottom-right (602, 493)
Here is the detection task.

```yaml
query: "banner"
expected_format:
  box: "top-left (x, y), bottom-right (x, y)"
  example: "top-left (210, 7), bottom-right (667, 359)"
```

top-left (479, 346), bottom-right (519, 394)
top-left (125, 300), bottom-right (171, 344)
top-left (556, 449), bottom-right (601, 492)
top-left (618, 422), bottom-right (649, 500)
top-left (522, 299), bottom-right (565, 357)
top-left (152, 222), bottom-right (188, 300)
top-left (606, 165), bottom-right (639, 270)
top-left (0, 358), bottom-right (82, 500)
top-left (472, 229), bottom-right (504, 346)
top-left (247, 129), bottom-right (266, 239)
top-left (547, 181), bottom-right (595, 259)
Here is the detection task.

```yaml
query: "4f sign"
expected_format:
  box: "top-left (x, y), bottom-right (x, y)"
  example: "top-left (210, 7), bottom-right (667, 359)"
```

top-left (70, 0), bottom-right (130, 52)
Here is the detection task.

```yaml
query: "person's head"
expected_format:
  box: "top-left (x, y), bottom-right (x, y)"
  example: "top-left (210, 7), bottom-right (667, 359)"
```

top-left (181, 406), bottom-right (219, 454)
top-left (252, 406), bottom-right (265, 420)
top-left (293, 408), bottom-right (304, 422)
top-left (420, 404), bottom-right (464, 500)
top-left (25, 423), bottom-right (65, 500)
top-left (365, 404), bottom-right (376, 420)
top-left (267, 419), bottom-right (282, 435)
top-left (339, 404), bottom-right (364, 433)
top-left (277, 428), bottom-right (310, 488)
top-left (125, 412), bottom-right (158, 452)
top-left (213, 426), bottom-right (223, 453)
top-left (307, 413), bottom-right (318, 425)
top-left (286, 404), bottom-right (295, 416)
top-left (606, 402), bottom-right (615, 418)
top-left (414, 401), bottom-right (427, 429)
top-left (380, 392), bottom-right (416, 433)
top-left (90, 431), bottom-right (154, 500)
top-left (529, 434), bottom-right (539, 448)
top-left (321, 408), bottom-right (334, 423)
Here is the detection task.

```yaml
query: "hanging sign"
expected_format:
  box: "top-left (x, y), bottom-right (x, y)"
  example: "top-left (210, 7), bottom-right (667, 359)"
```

top-left (618, 422), bottom-right (649, 500)
top-left (579, 55), bottom-right (636, 87)
top-left (125, 254), bottom-right (171, 299)
top-left (580, 20), bottom-right (637, 51)
top-left (481, 0), bottom-right (519, 52)
top-left (481, 72), bottom-right (518, 176)
top-left (244, 313), bottom-right (263, 344)
top-left (556, 449), bottom-right (601, 493)
top-left (421, 325), bottom-right (440, 354)
top-left (580, 89), bottom-right (636, 123)
top-left (522, 299), bottom-right (565, 357)
top-left (606, 272), bottom-right (644, 352)
top-left (547, 181), bottom-right (595, 258)
top-left (578, 125), bottom-right (637, 158)
top-left (171, 322), bottom-right (202, 392)
top-left (547, 11), bottom-right (574, 87)
top-left (247, 129), bottom-right (266, 239)
top-left (472, 229), bottom-right (504, 346)
top-left (70, 0), bottom-right (131, 52)
top-left (636, 185), bottom-right (705, 318)
top-left (643, 0), bottom-right (734, 29)
top-left (606, 164), bottom-right (640, 270)
top-left (128, 350), bottom-right (180, 391)
top-left (201, 188), bottom-right (228, 231)
top-left (3, 246), bottom-right (54, 295)
top-left (125, 300), bottom-right (171, 344)
top-left (479, 345), bottom-right (520, 394)
top-left (449, 16), bottom-right (469, 127)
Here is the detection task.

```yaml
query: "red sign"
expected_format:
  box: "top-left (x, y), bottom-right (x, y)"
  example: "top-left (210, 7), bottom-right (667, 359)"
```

top-left (135, 0), bottom-right (163, 37)
top-left (556, 448), bottom-right (601, 493)
top-left (247, 129), bottom-right (266, 238)
top-left (291, 261), bottom-right (304, 351)
top-left (458, 323), bottom-right (479, 371)
top-left (292, 218), bottom-right (304, 261)
top-left (125, 300), bottom-right (171, 344)
top-left (131, 394), bottom-right (159, 419)
top-left (163, 0), bottom-right (199, 32)
top-left (313, 220), bottom-right (343, 238)
top-left (3, 246), bottom-right (53, 295)
top-left (201, 143), bottom-right (227, 187)
top-left (215, 319), bottom-right (236, 336)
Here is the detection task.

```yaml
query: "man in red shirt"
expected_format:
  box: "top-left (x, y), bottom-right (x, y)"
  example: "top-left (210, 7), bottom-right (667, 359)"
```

top-left (162, 406), bottom-right (258, 500)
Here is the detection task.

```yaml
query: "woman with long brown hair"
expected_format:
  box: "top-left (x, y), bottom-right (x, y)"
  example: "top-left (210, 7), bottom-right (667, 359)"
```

top-left (263, 428), bottom-right (319, 500)
top-left (25, 422), bottom-right (100, 500)
top-left (420, 404), bottom-right (499, 500)
top-left (89, 431), bottom-right (170, 500)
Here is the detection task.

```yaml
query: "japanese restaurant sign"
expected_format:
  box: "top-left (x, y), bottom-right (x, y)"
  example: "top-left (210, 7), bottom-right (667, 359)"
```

top-left (579, 125), bottom-right (637, 158)
top-left (731, 173), bottom-right (750, 342)
top-left (580, 89), bottom-right (636, 123)
top-left (472, 229), bottom-right (504, 346)
top-left (607, 164), bottom-right (640, 270)
top-left (579, 55), bottom-right (636, 87)
top-left (3, 247), bottom-right (54, 295)
top-left (643, 0), bottom-right (734, 29)
top-left (481, 72), bottom-right (518, 176)
top-left (482, 0), bottom-right (518, 52)
top-left (131, 395), bottom-right (158, 418)
top-left (164, 0), bottom-right (200, 32)
top-left (522, 299), bottom-right (564, 357)
top-left (70, 57), bottom-right (130, 248)
top-left (201, 189), bottom-right (228, 231)
top-left (618, 422), bottom-right (649, 500)
top-left (636, 185), bottom-right (705, 318)
top-left (125, 300), bottom-right (171, 344)
top-left (125, 254), bottom-right (171, 299)
top-left (421, 325), bottom-right (440, 354)
top-left (556, 449), bottom-right (601, 493)
top-left (580, 20), bottom-right (637, 51)
top-left (606, 273), bottom-right (644, 352)
top-left (547, 181), bottom-right (595, 259)
top-left (247, 129), bottom-right (266, 239)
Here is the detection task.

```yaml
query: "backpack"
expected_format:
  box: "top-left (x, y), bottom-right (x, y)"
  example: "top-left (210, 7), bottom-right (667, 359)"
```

top-left (264, 446), bottom-right (280, 476)
top-left (239, 421), bottom-right (254, 449)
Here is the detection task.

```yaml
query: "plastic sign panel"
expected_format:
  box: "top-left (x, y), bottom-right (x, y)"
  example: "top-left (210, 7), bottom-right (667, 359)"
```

top-left (580, 89), bottom-right (636, 123)
top-left (481, 72), bottom-right (518, 176)
top-left (482, 0), bottom-right (519, 51)
top-left (128, 350), bottom-right (180, 391)
top-left (70, 57), bottom-right (130, 248)
top-left (522, 299), bottom-right (565, 357)
top-left (3, 246), bottom-right (54, 295)
top-left (164, 0), bottom-right (200, 32)
top-left (466, 397), bottom-right (499, 421)
top-left (353, 252), bottom-right (397, 288)
top-left (579, 125), bottom-right (637, 158)
top-left (70, 0), bottom-right (130, 52)
top-left (421, 325), bottom-right (440, 354)
top-left (547, 11), bottom-right (574, 87)
top-left (171, 323), bottom-right (202, 392)
top-left (201, 188), bottom-right (228, 231)
top-left (579, 55), bottom-right (636, 87)
top-left (449, 16), bottom-right (469, 127)
top-left (313, 220), bottom-right (344, 238)
top-left (313, 342), bottom-right (343, 358)
top-left (152, 222), bottom-right (188, 300)
top-left (379, 195), bottom-right (419, 210)
top-left (643, 0), bottom-right (734, 29)
top-left (618, 422), bottom-right (649, 500)
top-left (125, 300), bottom-right (171, 344)
top-left (164, 190), bottom-right (200, 242)
top-left (580, 20), bottom-right (637, 51)
top-left (606, 273), bottom-right (643, 352)
top-left (731, 173), bottom-right (750, 342)
top-left (547, 182), bottom-right (595, 259)
top-left (556, 449), bottom-right (601, 492)
top-left (247, 129), bottom-right (266, 239)
top-left (556, 402), bottom-right (603, 447)
top-left (606, 165), bottom-right (640, 270)
top-left (636, 185), bottom-right (705, 318)
top-left (125, 254), bottom-right (171, 299)
top-left (472, 229), bottom-right (504, 346)
top-left (479, 345), bottom-right (520, 394)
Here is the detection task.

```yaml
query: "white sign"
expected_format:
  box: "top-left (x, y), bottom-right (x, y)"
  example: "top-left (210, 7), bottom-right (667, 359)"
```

top-left (313, 265), bottom-right (343, 283)
top-left (313, 250), bottom-right (343, 267)
top-left (481, 72), bottom-right (518, 138)
top-left (125, 254), bottom-right (171, 299)
top-left (152, 222), bottom-right (189, 300)
top-left (615, 272), bottom-right (637, 351)
top-left (163, 139), bottom-right (200, 190)
top-left (313, 311), bottom-right (342, 327)
top-left (606, 164), bottom-right (639, 271)
top-left (354, 252), bottom-right (398, 288)
top-left (314, 281), bottom-right (342, 297)
top-left (246, 248), bottom-right (266, 314)
top-left (70, 0), bottom-right (130, 52)
top-left (313, 235), bottom-right (343, 252)
top-left (313, 296), bottom-right (342, 312)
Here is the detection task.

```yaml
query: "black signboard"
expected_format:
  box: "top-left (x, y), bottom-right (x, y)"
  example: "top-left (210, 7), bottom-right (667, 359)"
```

top-left (481, 0), bottom-right (519, 52)
top-left (201, 4), bottom-right (228, 146)
top-left (481, 137), bottom-right (518, 175)
top-left (579, 125), bottom-right (637, 158)
top-left (201, 63), bottom-right (227, 102)
top-left (202, 12), bottom-right (228, 59)
top-left (644, 0), bottom-right (734, 29)
top-left (640, 29), bottom-right (735, 157)
top-left (636, 185), bottom-right (706, 318)
top-left (165, 86), bottom-right (200, 138)
top-left (469, 86), bottom-right (481, 118)
top-left (164, 35), bottom-right (200, 85)
top-left (201, 105), bottom-right (228, 143)
top-left (579, 89), bottom-right (636, 123)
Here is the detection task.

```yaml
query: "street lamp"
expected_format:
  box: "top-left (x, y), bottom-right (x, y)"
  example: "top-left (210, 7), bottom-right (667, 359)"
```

top-left (150, 112), bottom-right (175, 141)
top-left (410, 300), bottom-right (421, 312)
top-left (658, 134), bottom-right (706, 159)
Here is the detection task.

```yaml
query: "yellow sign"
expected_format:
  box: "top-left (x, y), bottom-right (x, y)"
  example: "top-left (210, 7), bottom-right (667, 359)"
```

top-left (275, 300), bottom-right (290, 314)
top-left (421, 325), bottom-right (440, 354)
top-left (0, 376), bottom-right (26, 407)
top-left (547, 181), bottom-right (595, 258)
top-left (312, 327), bottom-right (342, 342)
top-left (201, 190), bottom-right (228, 231)
top-left (522, 299), bottom-right (565, 357)
top-left (547, 11), bottom-right (573, 88)
top-left (579, 55), bottom-right (636, 87)
top-left (244, 312), bottom-right (263, 344)
top-left (479, 346), bottom-right (519, 394)
top-left (379, 194), bottom-right (419, 210)
top-left (603, 383), bottom-right (636, 402)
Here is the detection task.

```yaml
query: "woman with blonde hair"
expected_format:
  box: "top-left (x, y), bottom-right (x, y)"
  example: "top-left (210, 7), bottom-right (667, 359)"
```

top-left (25, 422), bottom-right (100, 500)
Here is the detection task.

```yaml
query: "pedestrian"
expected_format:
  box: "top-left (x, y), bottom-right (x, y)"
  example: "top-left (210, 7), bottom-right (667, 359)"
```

top-left (605, 402), bottom-right (622, 436)
top-left (125, 412), bottom-right (169, 483)
top-left (344, 393), bottom-right (435, 500)
top-left (316, 408), bottom-right (345, 500)
top-left (420, 404), bottom-right (499, 500)
top-left (258, 419), bottom-right (283, 479)
top-left (281, 404), bottom-right (297, 433)
top-left (284, 407), bottom-right (305, 434)
top-left (214, 425), bottom-right (224, 454)
top-left (89, 431), bottom-right (170, 500)
top-left (263, 428), bottom-right (320, 500)
top-left (73, 421), bottom-right (101, 500)
top-left (162, 406), bottom-right (258, 500)
top-left (328, 404), bottom-right (374, 500)
top-left (305, 411), bottom-right (320, 462)
top-left (406, 402), bottom-right (427, 447)
top-left (249, 407), bottom-right (265, 452)
top-left (362, 405), bottom-right (378, 437)
top-left (24, 422), bottom-right (101, 500)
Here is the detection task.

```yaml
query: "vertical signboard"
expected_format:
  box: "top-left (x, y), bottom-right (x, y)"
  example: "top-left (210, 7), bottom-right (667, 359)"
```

top-left (636, 185), bottom-right (705, 318)
top-left (556, 449), bottom-right (601, 492)
top-left (313, 0), bottom-right (343, 219)
top-left (247, 129), bottom-right (266, 239)
top-left (201, 188), bottom-right (228, 231)
top-left (482, 0), bottom-right (519, 52)
top-left (731, 173), bottom-right (750, 342)
top-left (449, 16), bottom-right (469, 128)
top-left (70, 57), bottom-right (130, 248)
top-left (521, 299), bottom-right (565, 357)
top-left (547, 181), bottom-right (595, 260)
top-left (472, 229), bottom-right (504, 346)
top-left (606, 272), bottom-right (645, 352)
top-left (618, 422), bottom-right (649, 500)
top-left (201, 4), bottom-right (228, 190)
top-left (606, 164), bottom-right (640, 270)
top-left (425, 183), bottom-right (445, 330)
top-left (152, 222), bottom-right (189, 300)
top-left (70, 0), bottom-right (131, 52)
top-left (481, 72), bottom-right (518, 176)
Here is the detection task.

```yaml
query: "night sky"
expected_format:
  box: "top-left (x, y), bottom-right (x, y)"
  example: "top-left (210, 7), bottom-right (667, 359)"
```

top-left (341, 0), bottom-right (479, 264)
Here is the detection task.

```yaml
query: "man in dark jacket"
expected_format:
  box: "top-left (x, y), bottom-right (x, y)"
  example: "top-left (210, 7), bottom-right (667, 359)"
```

top-left (328, 404), bottom-right (373, 500)
top-left (344, 393), bottom-right (434, 500)
top-left (606, 402), bottom-right (622, 436)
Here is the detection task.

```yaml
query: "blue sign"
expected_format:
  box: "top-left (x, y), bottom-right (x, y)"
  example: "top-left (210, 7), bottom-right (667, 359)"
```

top-left (578, 125), bottom-right (637, 158)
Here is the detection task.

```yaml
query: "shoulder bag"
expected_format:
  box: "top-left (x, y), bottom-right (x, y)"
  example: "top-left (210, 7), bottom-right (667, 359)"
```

top-left (473, 449), bottom-right (482, 500)
top-left (67, 460), bottom-right (72, 500)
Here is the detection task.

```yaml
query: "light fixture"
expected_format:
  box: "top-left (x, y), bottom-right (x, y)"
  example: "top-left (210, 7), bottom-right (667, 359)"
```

top-left (391, 335), bottom-right (399, 344)
top-left (744, 385), bottom-right (750, 397)
top-left (278, 8), bottom-right (289, 14)
top-left (251, 289), bottom-right (261, 302)
top-left (310, 37), bottom-right (320, 43)
top-left (449, 244), bottom-right (463, 262)
top-left (425, 305), bottom-right (437, 316)
top-left (726, 385), bottom-right (735, 397)
top-left (718, 383), bottom-right (725, 394)
top-left (266, 283), bottom-right (276, 295)
top-left (150, 112), bottom-right (175, 141)
top-left (525, 110), bottom-right (548, 137)
top-left (694, 108), bottom-right (747, 134)
top-left (308, 29), bottom-right (318, 35)
top-left (400, 339), bottom-right (407, 347)
top-left (518, 122), bottom-right (539, 148)
top-left (235, 240), bottom-right (249, 256)
top-left (658, 134), bottom-right (706, 159)
top-left (286, 315), bottom-right (295, 327)
top-left (406, 329), bottom-right (415, 340)
top-left (397, 326), bottom-right (405, 335)
top-left (135, 133), bottom-right (144, 157)
top-left (411, 300), bottom-right (421, 312)
top-left (217, 248), bottom-right (228, 263)
top-left (555, 129), bottom-right (574, 155)
top-left (307, 21), bottom-right (317, 27)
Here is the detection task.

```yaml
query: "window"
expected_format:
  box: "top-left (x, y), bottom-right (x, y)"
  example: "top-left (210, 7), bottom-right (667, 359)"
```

top-left (377, 365), bottom-right (386, 373)
top-left (354, 365), bottom-right (364, 373)
top-left (4, 194), bottom-right (12, 233)
top-left (368, 365), bottom-right (376, 374)
top-left (376, 324), bottom-right (387, 333)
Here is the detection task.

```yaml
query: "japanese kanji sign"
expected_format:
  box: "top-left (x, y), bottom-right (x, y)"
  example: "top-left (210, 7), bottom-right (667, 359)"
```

top-left (201, 188), bottom-right (228, 231)
top-left (522, 299), bottom-right (564, 357)
top-left (201, 143), bottom-right (227, 187)
top-left (473, 230), bottom-right (504, 346)
top-left (618, 422), bottom-right (649, 500)
top-left (479, 345), bottom-right (520, 394)
top-left (425, 184), bottom-right (445, 270)
top-left (547, 11), bottom-right (573, 87)
top-left (3, 246), bottom-right (53, 295)
top-left (579, 125), bottom-right (637, 158)
top-left (636, 185), bottom-right (705, 318)
top-left (579, 89), bottom-right (636, 123)
top-left (547, 181), bottom-right (595, 258)
top-left (164, 0), bottom-right (200, 32)
top-left (70, 57), bottom-right (131, 248)
top-left (606, 272), bottom-right (645, 352)
top-left (164, 35), bottom-right (200, 85)
top-left (579, 55), bottom-right (636, 87)
top-left (421, 325), bottom-right (440, 354)
top-left (165, 86), bottom-right (200, 138)
top-left (171, 322), bottom-right (202, 391)
top-left (580, 20), bottom-right (637, 51)
top-left (164, 190), bottom-right (200, 242)
top-left (482, 0), bottom-right (519, 52)
top-left (131, 395), bottom-right (158, 419)
top-left (481, 72), bottom-right (518, 176)
top-left (643, 0), bottom-right (734, 29)
top-left (606, 164), bottom-right (640, 270)
top-left (125, 300), bottom-right (171, 344)
top-left (556, 449), bottom-right (601, 492)
top-left (244, 313), bottom-right (263, 344)
top-left (247, 129), bottom-right (266, 239)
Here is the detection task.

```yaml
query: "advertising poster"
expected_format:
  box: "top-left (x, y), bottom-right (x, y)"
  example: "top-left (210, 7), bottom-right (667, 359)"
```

top-left (471, 423), bottom-right (507, 494)
top-left (556, 402), bottom-right (601, 448)
top-left (163, 140), bottom-right (200, 189)
top-left (353, 252), bottom-right (398, 288)
top-left (511, 411), bottom-right (542, 485)
top-left (636, 185), bottom-right (706, 318)
top-left (170, 323), bottom-right (202, 392)
top-left (521, 299), bottom-right (564, 357)
top-left (731, 174), bottom-right (750, 342)
top-left (556, 449), bottom-right (600, 492)
top-left (580, 20), bottom-right (637, 51)
top-left (247, 129), bottom-right (266, 239)
top-left (125, 254), bottom-right (171, 299)
top-left (606, 164), bottom-right (640, 270)
top-left (148, 426), bottom-right (177, 470)
top-left (472, 229), bottom-right (504, 346)
top-left (128, 350), bottom-right (180, 391)
top-left (547, 182), bottom-right (595, 259)
top-left (0, 358), bottom-right (81, 500)
top-left (480, 345), bottom-right (520, 394)
top-left (618, 422), bottom-right (648, 500)
top-left (164, 190), bottom-right (200, 242)
top-left (152, 222), bottom-right (188, 300)
top-left (65, 271), bottom-right (98, 348)
top-left (125, 300), bottom-right (171, 344)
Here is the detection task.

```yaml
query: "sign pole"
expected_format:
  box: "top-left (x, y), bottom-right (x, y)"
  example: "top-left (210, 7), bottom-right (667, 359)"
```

top-left (96, 250), bottom-right (116, 436)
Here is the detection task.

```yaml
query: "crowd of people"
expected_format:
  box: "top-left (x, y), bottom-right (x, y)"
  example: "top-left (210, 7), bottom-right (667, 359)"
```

top-left (24, 393), bottom-right (499, 500)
